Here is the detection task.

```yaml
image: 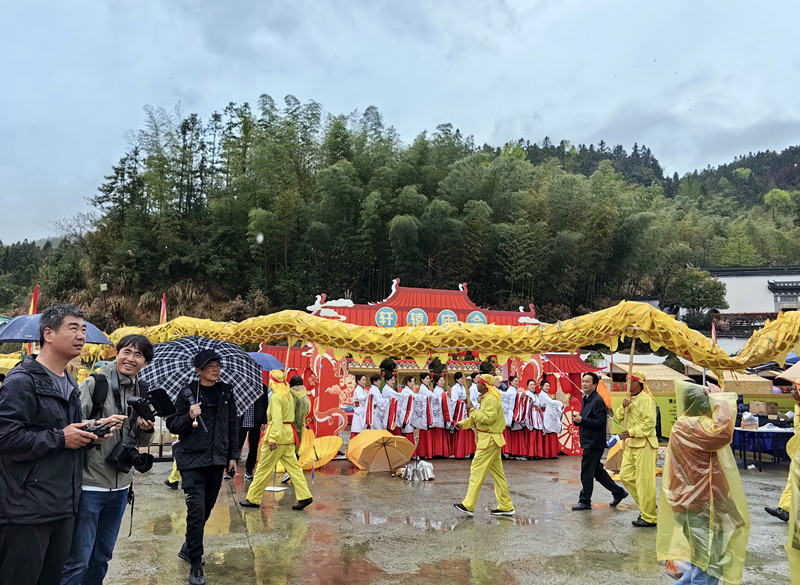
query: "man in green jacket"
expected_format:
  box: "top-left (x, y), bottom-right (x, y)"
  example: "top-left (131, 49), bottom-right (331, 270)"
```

top-left (61, 335), bottom-right (155, 585)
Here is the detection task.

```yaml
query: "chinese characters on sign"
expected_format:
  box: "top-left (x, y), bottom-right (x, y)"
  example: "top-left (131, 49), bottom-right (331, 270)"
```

top-left (406, 308), bottom-right (429, 327)
top-left (375, 307), bottom-right (398, 328)
top-left (467, 311), bottom-right (487, 325)
top-left (437, 310), bottom-right (457, 325)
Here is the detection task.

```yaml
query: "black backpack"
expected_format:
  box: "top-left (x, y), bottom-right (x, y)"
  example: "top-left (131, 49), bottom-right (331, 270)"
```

top-left (87, 373), bottom-right (148, 419)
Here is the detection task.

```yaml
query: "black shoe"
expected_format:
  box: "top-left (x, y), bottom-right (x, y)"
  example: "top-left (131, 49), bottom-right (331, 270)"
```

top-left (178, 547), bottom-right (205, 565)
top-left (239, 499), bottom-right (260, 508)
top-left (632, 518), bottom-right (657, 527)
top-left (491, 508), bottom-right (516, 516)
top-left (189, 563), bottom-right (206, 585)
top-left (765, 506), bottom-right (790, 522)
top-left (244, 470), bottom-right (254, 480)
top-left (164, 479), bottom-right (179, 490)
top-left (223, 471), bottom-right (233, 480)
top-left (572, 502), bottom-right (591, 510)
top-left (454, 503), bottom-right (474, 516)
top-left (292, 498), bottom-right (313, 510)
top-left (280, 472), bottom-right (291, 484)
top-left (610, 490), bottom-right (628, 507)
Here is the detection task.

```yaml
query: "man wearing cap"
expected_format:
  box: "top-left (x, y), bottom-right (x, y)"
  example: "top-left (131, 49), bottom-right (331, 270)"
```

top-left (572, 372), bottom-right (628, 511)
top-left (615, 372), bottom-right (658, 527)
top-left (166, 350), bottom-right (240, 585)
top-left (454, 374), bottom-right (515, 517)
top-left (240, 370), bottom-right (313, 511)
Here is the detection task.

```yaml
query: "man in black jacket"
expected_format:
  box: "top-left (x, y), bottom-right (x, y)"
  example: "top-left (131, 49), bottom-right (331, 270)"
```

top-left (572, 372), bottom-right (627, 511)
top-left (0, 305), bottom-right (114, 585)
top-left (166, 350), bottom-right (239, 585)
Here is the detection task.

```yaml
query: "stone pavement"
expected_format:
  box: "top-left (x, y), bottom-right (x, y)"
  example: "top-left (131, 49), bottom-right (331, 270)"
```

top-left (106, 455), bottom-right (792, 584)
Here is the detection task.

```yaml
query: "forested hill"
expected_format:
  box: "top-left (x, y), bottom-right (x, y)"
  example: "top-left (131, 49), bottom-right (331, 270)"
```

top-left (1, 95), bottom-right (800, 332)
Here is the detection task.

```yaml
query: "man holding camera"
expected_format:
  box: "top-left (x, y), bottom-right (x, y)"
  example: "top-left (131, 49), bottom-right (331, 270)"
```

top-left (0, 305), bottom-right (111, 585)
top-left (167, 350), bottom-right (239, 585)
top-left (61, 334), bottom-right (155, 585)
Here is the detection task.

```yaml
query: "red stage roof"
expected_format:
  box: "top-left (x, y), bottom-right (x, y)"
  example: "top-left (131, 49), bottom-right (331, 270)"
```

top-left (307, 278), bottom-right (540, 328)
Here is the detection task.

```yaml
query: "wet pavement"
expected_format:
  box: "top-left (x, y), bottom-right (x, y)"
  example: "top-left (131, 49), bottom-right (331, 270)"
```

top-left (107, 453), bottom-right (792, 584)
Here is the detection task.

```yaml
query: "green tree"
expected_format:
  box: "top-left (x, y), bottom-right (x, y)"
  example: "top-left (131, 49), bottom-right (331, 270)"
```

top-left (663, 267), bottom-right (728, 313)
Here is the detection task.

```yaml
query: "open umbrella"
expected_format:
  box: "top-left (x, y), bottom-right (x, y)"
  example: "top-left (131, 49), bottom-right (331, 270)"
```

top-left (778, 361), bottom-right (800, 383)
top-left (276, 432), bottom-right (342, 472)
top-left (247, 351), bottom-right (285, 371)
top-left (346, 430), bottom-right (416, 473)
top-left (138, 336), bottom-right (262, 416)
top-left (0, 314), bottom-right (113, 345)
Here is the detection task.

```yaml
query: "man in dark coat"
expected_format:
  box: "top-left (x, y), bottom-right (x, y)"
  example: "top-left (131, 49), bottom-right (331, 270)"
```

top-left (572, 372), bottom-right (628, 510)
top-left (166, 350), bottom-right (239, 585)
top-left (0, 305), bottom-right (114, 585)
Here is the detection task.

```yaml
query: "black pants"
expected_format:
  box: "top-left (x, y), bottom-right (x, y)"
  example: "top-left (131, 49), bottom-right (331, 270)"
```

top-left (238, 426), bottom-right (261, 473)
top-left (181, 466), bottom-right (224, 563)
top-left (0, 517), bottom-right (74, 585)
top-left (578, 447), bottom-right (624, 504)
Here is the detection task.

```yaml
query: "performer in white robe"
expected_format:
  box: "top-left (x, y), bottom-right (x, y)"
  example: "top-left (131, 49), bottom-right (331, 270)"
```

top-left (450, 372), bottom-right (475, 458)
top-left (428, 374), bottom-right (452, 457)
top-left (524, 378), bottom-right (545, 458)
top-left (351, 374), bottom-right (369, 438)
top-left (416, 373), bottom-right (437, 458)
top-left (468, 372), bottom-right (481, 409)
top-left (503, 376), bottom-right (526, 457)
top-left (369, 374), bottom-right (387, 430)
top-left (395, 376), bottom-right (417, 441)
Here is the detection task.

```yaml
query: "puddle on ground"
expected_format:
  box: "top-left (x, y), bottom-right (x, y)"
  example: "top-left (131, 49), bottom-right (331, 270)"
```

top-left (541, 548), bottom-right (660, 575)
top-left (150, 504), bottom-right (245, 536)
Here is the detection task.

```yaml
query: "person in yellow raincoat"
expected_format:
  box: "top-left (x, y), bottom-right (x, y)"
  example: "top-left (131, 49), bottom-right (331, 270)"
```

top-left (766, 382), bottom-right (800, 523)
top-left (615, 372), bottom-right (658, 527)
top-left (240, 370), bottom-right (313, 510)
top-left (454, 374), bottom-right (515, 517)
top-left (656, 381), bottom-right (748, 585)
top-left (786, 430), bottom-right (800, 584)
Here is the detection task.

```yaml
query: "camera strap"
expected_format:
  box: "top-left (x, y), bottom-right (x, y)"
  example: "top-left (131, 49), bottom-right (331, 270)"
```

top-left (127, 482), bottom-right (135, 537)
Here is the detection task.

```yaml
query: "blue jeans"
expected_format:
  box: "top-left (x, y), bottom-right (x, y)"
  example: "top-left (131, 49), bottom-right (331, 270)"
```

top-left (674, 563), bottom-right (720, 585)
top-left (61, 488), bottom-right (128, 585)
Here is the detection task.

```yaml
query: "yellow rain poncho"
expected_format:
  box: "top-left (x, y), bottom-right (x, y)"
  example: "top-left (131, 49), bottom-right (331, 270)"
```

top-left (457, 373), bottom-right (513, 513)
top-left (787, 433), bottom-right (800, 584)
top-left (614, 372), bottom-right (658, 524)
top-left (245, 370), bottom-right (312, 505)
top-left (779, 402), bottom-right (800, 512)
top-left (656, 381), bottom-right (749, 585)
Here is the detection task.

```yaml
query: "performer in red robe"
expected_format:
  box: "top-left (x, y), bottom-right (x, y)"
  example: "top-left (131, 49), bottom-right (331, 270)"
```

top-left (415, 373), bottom-right (436, 458)
top-left (450, 372), bottom-right (475, 458)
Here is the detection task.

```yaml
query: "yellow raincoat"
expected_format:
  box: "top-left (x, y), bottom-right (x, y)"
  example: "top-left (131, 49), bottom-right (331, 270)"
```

top-left (457, 374), bottom-right (513, 512)
top-left (656, 381), bottom-right (749, 585)
top-left (246, 370), bottom-right (312, 505)
top-left (614, 377), bottom-right (658, 524)
top-left (779, 404), bottom-right (800, 512)
top-left (787, 433), bottom-right (800, 584)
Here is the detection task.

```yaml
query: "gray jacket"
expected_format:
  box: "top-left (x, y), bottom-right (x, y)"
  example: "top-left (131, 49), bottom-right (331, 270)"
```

top-left (79, 361), bottom-right (153, 490)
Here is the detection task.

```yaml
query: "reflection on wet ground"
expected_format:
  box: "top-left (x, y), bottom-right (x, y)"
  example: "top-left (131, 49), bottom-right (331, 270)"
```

top-left (111, 457), bottom-right (791, 584)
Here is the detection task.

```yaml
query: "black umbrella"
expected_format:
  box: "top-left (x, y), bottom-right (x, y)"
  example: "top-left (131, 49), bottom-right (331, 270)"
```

top-left (138, 336), bottom-right (262, 416)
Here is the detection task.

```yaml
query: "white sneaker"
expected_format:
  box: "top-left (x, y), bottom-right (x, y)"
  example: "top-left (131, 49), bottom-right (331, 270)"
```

top-left (280, 473), bottom-right (291, 484)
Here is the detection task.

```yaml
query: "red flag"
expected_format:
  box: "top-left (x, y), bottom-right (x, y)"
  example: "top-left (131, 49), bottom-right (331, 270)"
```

top-left (159, 293), bottom-right (167, 324)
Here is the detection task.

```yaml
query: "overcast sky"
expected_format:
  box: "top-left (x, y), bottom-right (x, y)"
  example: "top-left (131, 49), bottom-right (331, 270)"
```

top-left (2, 0), bottom-right (800, 243)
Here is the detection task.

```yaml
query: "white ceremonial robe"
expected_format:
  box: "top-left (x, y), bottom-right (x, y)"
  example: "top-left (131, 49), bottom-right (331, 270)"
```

top-left (351, 385), bottom-right (369, 433)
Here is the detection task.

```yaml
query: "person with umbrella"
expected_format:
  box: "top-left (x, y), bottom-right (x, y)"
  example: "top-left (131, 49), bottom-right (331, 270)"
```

top-left (165, 350), bottom-right (240, 585)
top-left (454, 374), bottom-right (515, 517)
top-left (240, 370), bottom-right (313, 511)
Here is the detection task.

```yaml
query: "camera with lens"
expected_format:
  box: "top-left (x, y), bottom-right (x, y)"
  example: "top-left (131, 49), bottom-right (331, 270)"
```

top-left (126, 387), bottom-right (176, 422)
top-left (106, 441), bottom-right (154, 473)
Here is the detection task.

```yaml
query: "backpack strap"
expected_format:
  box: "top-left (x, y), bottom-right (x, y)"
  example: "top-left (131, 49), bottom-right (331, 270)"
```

top-left (89, 373), bottom-right (109, 419)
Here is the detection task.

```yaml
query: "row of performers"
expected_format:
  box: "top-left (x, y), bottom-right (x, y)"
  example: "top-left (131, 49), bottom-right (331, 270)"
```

top-left (350, 371), bottom-right (566, 459)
